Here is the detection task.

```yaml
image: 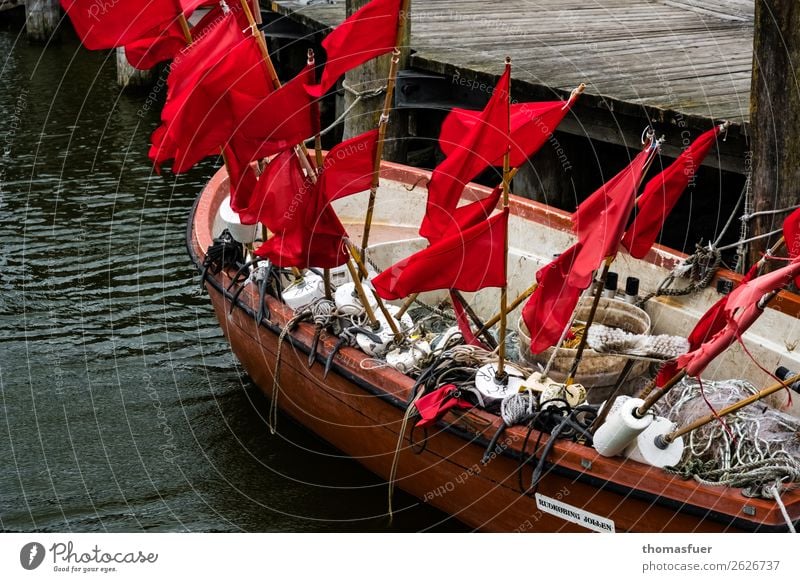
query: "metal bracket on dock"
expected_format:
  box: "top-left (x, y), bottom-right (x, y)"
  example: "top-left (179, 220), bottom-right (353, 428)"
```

top-left (259, 10), bottom-right (309, 40)
top-left (395, 70), bottom-right (490, 111)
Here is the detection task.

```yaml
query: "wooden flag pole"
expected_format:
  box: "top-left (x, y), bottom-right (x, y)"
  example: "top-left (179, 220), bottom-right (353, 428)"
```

top-left (359, 0), bottom-right (411, 261)
top-left (395, 292), bottom-right (420, 319)
top-left (661, 373), bottom-right (800, 444)
top-left (359, 47), bottom-right (402, 261)
top-left (344, 258), bottom-right (381, 328)
top-left (495, 56), bottom-right (512, 381)
top-left (563, 256), bottom-right (613, 385)
top-left (346, 242), bottom-right (403, 340)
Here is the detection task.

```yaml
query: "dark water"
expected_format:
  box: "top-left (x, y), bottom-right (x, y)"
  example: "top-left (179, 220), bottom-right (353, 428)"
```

top-left (0, 18), bottom-right (460, 533)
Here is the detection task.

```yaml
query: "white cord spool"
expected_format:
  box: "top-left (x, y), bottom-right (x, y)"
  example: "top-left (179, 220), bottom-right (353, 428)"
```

top-left (474, 363), bottom-right (526, 401)
top-left (355, 305), bottom-right (413, 357)
top-left (283, 271), bottom-right (325, 311)
top-left (218, 195), bottom-right (259, 244)
top-left (592, 396), bottom-right (653, 457)
top-left (624, 416), bottom-right (685, 468)
top-left (334, 282), bottom-right (378, 315)
top-left (386, 341), bottom-right (431, 373)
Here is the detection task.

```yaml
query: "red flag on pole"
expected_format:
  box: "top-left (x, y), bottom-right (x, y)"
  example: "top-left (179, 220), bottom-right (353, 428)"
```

top-left (372, 209), bottom-right (508, 300)
top-left (420, 68), bottom-right (510, 241)
top-left (571, 146), bottom-right (653, 280)
top-left (676, 257), bottom-right (800, 377)
top-left (231, 149), bottom-right (309, 227)
top-left (227, 62), bottom-right (320, 164)
top-left (148, 10), bottom-right (272, 173)
top-left (439, 100), bottom-right (576, 168)
top-left (783, 207), bottom-right (800, 258)
top-left (622, 126), bottom-right (722, 259)
top-left (61, 0), bottom-right (207, 50)
top-left (521, 243), bottom-right (591, 354)
top-left (124, 21), bottom-right (187, 70)
top-left (304, 0), bottom-right (402, 98)
top-left (317, 130), bottom-right (379, 202)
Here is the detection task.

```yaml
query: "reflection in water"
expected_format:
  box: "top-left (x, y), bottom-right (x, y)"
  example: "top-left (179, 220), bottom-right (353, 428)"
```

top-left (0, 17), bottom-right (461, 532)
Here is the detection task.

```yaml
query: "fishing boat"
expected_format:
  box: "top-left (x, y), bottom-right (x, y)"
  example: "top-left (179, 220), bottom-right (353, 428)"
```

top-left (61, 0), bottom-right (800, 532)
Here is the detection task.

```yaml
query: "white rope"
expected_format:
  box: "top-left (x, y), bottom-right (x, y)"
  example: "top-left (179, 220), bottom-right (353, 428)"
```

top-left (770, 482), bottom-right (797, 533)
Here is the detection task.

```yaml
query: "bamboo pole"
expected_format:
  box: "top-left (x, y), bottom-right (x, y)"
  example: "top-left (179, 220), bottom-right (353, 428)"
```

top-left (634, 369), bottom-right (687, 418)
top-left (346, 242), bottom-right (403, 340)
top-left (451, 290), bottom-right (498, 350)
top-left (473, 282), bottom-right (536, 338)
top-left (495, 56), bottom-right (512, 381)
top-left (359, 48), bottom-right (402, 261)
top-left (564, 257), bottom-right (613, 385)
top-left (396, 292), bottom-right (419, 319)
top-left (662, 373), bottom-right (800, 444)
top-left (344, 258), bottom-right (380, 328)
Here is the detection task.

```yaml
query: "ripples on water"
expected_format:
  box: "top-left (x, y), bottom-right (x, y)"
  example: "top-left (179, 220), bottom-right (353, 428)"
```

top-left (0, 17), bottom-right (460, 532)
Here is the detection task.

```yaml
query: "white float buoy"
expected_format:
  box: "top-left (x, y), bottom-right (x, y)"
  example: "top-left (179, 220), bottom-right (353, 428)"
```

top-left (355, 305), bottom-right (413, 357)
top-left (219, 196), bottom-right (259, 244)
top-left (592, 396), bottom-right (653, 457)
top-left (624, 416), bottom-right (685, 468)
top-left (474, 363), bottom-right (526, 401)
top-left (386, 341), bottom-right (432, 373)
top-left (283, 271), bottom-right (325, 311)
top-left (334, 282), bottom-right (378, 315)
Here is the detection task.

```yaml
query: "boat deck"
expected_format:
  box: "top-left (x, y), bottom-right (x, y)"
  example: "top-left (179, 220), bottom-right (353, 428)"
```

top-left (269, 0), bottom-right (753, 170)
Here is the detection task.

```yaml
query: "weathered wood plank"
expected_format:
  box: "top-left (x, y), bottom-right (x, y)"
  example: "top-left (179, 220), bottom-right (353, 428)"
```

top-left (272, 0), bottom-right (754, 170)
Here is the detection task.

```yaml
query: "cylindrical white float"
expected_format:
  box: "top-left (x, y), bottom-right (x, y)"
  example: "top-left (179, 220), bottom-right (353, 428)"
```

top-left (334, 282), bottom-right (378, 315)
top-left (386, 341), bottom-right (431, 374)
top-left (624, 416), bottom-right (685, 468)
top-left (219, 196), bottom-right (259, 244)
top-left (355, 305), bottom-right (413, 357)
top-left (474, 363), bottom-right (527, 401)
top-left (283, 272), bottom-right (325, 311)
top-left (592, 396), bottom-right (653, 457)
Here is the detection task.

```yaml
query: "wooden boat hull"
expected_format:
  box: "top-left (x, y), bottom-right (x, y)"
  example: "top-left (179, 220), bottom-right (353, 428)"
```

top-left (188, 163), bottom-right (800, 533)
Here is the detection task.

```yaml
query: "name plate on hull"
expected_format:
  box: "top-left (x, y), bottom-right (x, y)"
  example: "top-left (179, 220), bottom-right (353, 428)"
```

top-left (535, 493), bottom-right (616, 533)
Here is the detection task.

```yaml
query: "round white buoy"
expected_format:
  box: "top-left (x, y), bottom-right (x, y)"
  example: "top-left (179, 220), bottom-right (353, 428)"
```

top-left (355, 305), bottom-right (413, 357)
top-left (219, 195), bottom-right (259, 244)
top-left (283, 272), bottom-right (325, 311)
top-left (327, 263), bottom-right (378, 288)
top-left (592, 396), bottom-right (653, 457)
top-left (474, 363), bottom-right (526, 401)
top-left (624, 416), bottom-right (685, 468)
top-left (334, 282), bottom-right (378, 315)
top-left (386, 341), bottom-right (432, 374)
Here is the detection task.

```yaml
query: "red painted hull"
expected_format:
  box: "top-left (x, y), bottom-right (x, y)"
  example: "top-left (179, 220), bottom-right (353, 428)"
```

top-left (188, 163), bottom-right (800, 532)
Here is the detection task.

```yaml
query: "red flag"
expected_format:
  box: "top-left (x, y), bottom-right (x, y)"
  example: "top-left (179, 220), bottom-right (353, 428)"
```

top-left (372, 210), bottom-right (508, 300)
top-left (414, 384), bottom-right (472, 428)
top-left (420, 68), bottom-right (510, 241)
top-left (124, 3), bottom-right (222, 70)
top-left (232, 150), bottom-right (309, 227)
top-left (656, 264), bottom-right (758, 385)
top-left (149, 10), bottom-right (273, 173)
top-left (450, 291), bottom-right (488, 349)
top-left (521, 244), bottom-right (592, 354)
top-left (305, 0), bottom-right (402, 98)
top-left (677, 257), bottom-right (800, 377)
top-left (622, 126), bottom-right (721, 259)
top-left (784, 208), bottom-right (800, 257)
top-left (571, 146), bottom-right (653, 280)
top-left (439, 100), bottom-right (576, 168)
top-left (438, 186), bottom-right (503, 238)
top-left (227, 63), bottom-right (319, 165)
top-left (124, 21), bottom-right (186, 70)
top-left (318, 130), bottom-right (379, 202)
top-left (61, 0), bottom-right (206, 50)
top-left (252, 156), bottom-right (350, 269)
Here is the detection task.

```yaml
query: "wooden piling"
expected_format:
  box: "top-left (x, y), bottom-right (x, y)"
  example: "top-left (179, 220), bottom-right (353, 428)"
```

top-left (748, 1), bottom-right (800, 266)
top-left (24, 0), bottom-right (59, 42)
top-left (341, 0), bottom-right (410, 162)
top-left (115, 48), bottom-right (154, 89)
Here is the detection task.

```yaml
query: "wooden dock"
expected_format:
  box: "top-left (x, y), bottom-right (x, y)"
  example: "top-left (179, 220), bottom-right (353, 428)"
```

top-left (270, 0), bottom-right (754, 172)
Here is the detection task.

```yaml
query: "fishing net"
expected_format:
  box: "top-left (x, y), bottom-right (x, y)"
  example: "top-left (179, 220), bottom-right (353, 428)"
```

top-left (653, 378), bottom-right (800, 489)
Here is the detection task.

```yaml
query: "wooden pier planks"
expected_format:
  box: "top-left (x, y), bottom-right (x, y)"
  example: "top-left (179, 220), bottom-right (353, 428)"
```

top-left (271, 0), bottom-right (754, 161)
